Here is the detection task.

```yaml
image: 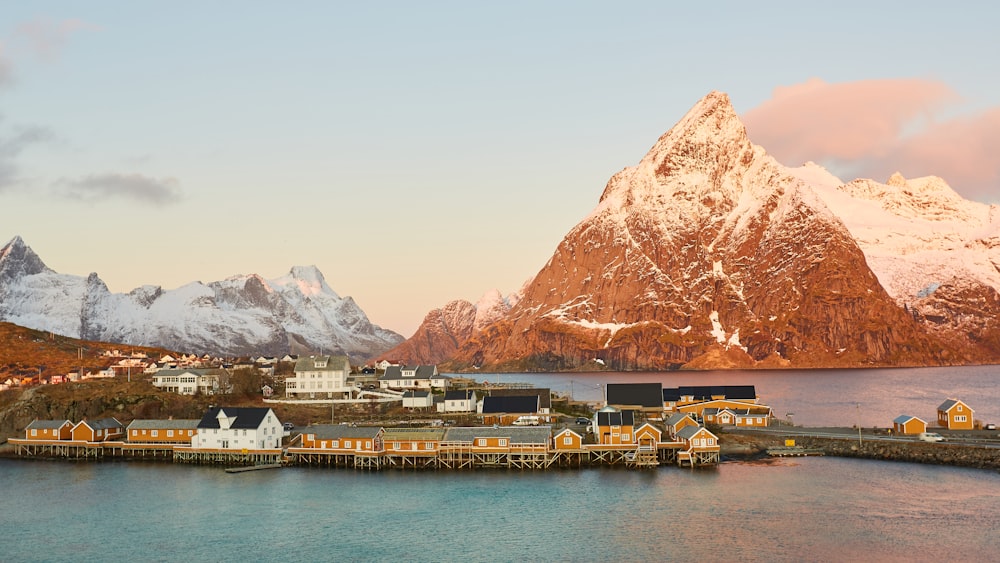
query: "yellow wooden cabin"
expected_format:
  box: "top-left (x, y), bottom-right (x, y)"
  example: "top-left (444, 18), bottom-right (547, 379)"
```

top-left (594, 408), bottom-right (637, 445)
top-left (892, 415), bottom-right (927, 435)
top-left (937, 399), bottom-right (974, 430)
top-left (71, 418), bottom-right (125, 442)
top-left (126, 419), bottom-right (201, 444)
top-left (382, 428), bottom-right (446, 456)
top-left (24, 419), bottom-right (73, 441)
top-left (300, 425), bottom-right (385, 453)
top-left (553, 428), bottom-right (584, 451)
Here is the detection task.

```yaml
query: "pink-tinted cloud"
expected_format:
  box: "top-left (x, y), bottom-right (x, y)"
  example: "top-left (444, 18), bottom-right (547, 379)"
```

top-left (13, 18), bottom-right (97, 61)
top-left (743, 78), bottom-right (999, 203)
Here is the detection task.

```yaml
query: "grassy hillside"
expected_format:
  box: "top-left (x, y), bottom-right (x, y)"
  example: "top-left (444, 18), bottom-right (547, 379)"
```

top-left (0, 321), bottom-right (175, 381)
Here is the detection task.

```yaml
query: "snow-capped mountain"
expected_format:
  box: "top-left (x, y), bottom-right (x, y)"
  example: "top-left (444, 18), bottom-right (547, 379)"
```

top-left (0, 236), bottom-right (404, 361)
top-left (439, 91), bottom-right (995, 371)
top-left (375, 288), bottom-right (521, 366)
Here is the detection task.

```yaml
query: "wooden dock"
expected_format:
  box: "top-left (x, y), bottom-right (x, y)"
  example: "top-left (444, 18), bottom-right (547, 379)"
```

top-left (225, 463), bottom-right (283, 473)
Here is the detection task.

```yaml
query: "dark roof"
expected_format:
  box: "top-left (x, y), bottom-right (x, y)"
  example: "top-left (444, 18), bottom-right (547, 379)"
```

top-left (606, 383), bottom-right (663, 408)
top-left (663, 385), bottom-right (757, 402)
top-left (489, 388), bottom-right (551, 409)
top-left (27, 419), bottom-right (72, 429)
top-left (444, 390), bottom-right (475, 401)
top-left (197, 407), bottom-right (274, 430)
top-left (403, 390), bottom-right (431, 398)
top-left (81, 418), bottom-right (124, 430)
top-left (597, 410), bottom-right (635, 426)
top-left (127, 419), bottom-right (200, 430)
top-left (481, 395), bottom-right (540, 414)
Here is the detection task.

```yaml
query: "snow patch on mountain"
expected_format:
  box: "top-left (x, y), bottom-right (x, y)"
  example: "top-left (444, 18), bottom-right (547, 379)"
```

top-left (0, 237), bottom-right (403, 360)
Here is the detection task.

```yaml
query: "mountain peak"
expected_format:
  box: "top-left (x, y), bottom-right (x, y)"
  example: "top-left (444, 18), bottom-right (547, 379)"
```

top-left (0, 235), bottom-right (50, 279)
top-left (886, 172), bottom-right (907, 187)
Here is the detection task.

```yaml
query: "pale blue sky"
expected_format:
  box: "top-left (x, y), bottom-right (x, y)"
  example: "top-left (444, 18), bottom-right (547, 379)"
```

top-left (2, 2), bottom-right (998, 337)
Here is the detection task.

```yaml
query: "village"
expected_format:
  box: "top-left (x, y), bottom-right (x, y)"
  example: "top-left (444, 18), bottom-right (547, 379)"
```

top-left (7, 353), bottom-right (993, 472)
top-left (9, 354), bottom-right (780, 470)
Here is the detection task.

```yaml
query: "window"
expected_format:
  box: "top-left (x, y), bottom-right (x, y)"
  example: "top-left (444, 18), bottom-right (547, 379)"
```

top-left (331, 440), bottom-right (339, 448)
top-left (151, 430), bottom-right (158, 437)
top-left (957, 405), bottom-right (963, 412)
top-left (345, 440), bottom-right (352, 448)
top-left (477, 439), bottom-right (486, 446)
top-left (167, 430), bottom-right (174, 438)
top-left (365, 441), bottom-right (371, 449)
top-left (956, 415), bottom-right (967, 422)
top-left (622, 434), bottom-right (631, 441)
top-left (563, 436), bottom-right (573, 445)
top-left (423, 443), bottom-right (434, 450)
top-left (30, 429), bottom-right (37, 436)
top-left (132, 430), bottom-right (138, 436)
top-left (392, 442), bottom-right (400, 450)
top-left (499, 439), bottom-right (508, 446)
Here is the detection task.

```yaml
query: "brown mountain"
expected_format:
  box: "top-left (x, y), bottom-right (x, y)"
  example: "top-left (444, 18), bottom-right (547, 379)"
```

top-left (430, 91), bottom-right (970, 371)
top-left (376, 289), bottom-right (519, 365)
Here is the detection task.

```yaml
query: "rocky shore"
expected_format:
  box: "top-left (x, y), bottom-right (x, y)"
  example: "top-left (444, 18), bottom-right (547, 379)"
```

top-left (722, 430), bottom-right (1000, 471)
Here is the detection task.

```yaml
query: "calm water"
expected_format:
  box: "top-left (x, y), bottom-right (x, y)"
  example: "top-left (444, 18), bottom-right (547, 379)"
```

top-left (2, 457), bottom-right (999, 562)
top-left (3, 366), bottom-right (1000, 561)
top-left (492, 365), bottom-right (1000, 427)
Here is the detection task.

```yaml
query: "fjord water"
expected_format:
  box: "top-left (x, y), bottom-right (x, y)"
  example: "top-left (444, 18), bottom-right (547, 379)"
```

top-left (501, 365), bottom-right (1000, 427)
top-left (3, 365), bottom-right (999, 561)
top-left (3, 457), bottom-right (999, 562)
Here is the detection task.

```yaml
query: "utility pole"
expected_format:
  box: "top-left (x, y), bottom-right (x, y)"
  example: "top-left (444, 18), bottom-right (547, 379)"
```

top-left (856, 403), bottom-right (863, 447)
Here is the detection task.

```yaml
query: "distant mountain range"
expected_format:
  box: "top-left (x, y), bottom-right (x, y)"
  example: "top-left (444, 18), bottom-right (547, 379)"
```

top-left (381, 91), bottom-right (1000, 371)
top-left (0, 237), bottom-right (403, 362)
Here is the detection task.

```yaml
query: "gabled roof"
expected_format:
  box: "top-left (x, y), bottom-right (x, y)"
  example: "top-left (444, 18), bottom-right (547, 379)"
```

top-left (596, 410), bottom-right (635, 427)
top-left (488, 387), bottom-right (550, 409)
top-left (382, 428), bottom-right (446, 441)
top-left (402, 390), bottom-right (431, 398)
top-left (606, 383), bottom-right (663, 408)
top-left (444, 390), bottom-right (475, 401)
top-left (27, 419), bottom-right (72, 429)
top-left (379, 365), bottom-right (448, 381)
top-left (663, 385), bottom-right (757, 402)
top-left (555, 427), bottom-right (582, 439)
top-left (443, 426), bottom-right (550, 444)
top-left (294, 355), bottom-right (350, 373)
top-left (481, 395), bottom-right (540, 414)
top-left (676, 425), bottom-right (714, 440)
top-left (306, 425), bottom-right (382, 440)
top-left (154, 368), bottom-right (225, 377)
top-left (893, 415), bottom-right (925, 425)
top-left (937, 399), bottom-right (973, 413)
top-left (197, 407), bottom-right (273, 430)
top-left (78, 418), bottom-right (123, 430)
top-left (665, 413), bottom-right (695, 426)
top-left (127, 419), bottom-right (200, 430)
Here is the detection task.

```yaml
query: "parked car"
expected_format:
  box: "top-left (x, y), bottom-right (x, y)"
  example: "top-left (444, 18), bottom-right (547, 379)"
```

top-left (512, 415), bottom-right (540, 426)
top-left (918, 432), bottom-right (944, 442)
top-left (985, 423), bottom-right (997, 430)
top-left (282, 422), bottom-right (295, 431)
top-left (575, 417), bottom-right (591, 425)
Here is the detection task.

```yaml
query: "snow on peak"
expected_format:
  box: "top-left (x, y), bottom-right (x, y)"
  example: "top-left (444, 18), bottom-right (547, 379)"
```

top-left (272, 265), bottom-right (337, 298)
top-left (886, 171), bottom-right (907, 187)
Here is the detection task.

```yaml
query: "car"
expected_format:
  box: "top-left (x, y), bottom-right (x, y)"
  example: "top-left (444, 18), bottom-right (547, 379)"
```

top-left (575, 417), bottom-right (590, 425)
top-left (282, 422), bottom-right (295, 431)
top-left (918, 432), bottom-right (944, 442)
top-left (985, 423), bottom-right (997, 430)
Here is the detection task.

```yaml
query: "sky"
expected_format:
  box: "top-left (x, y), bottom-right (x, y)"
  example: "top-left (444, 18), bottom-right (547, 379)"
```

top-left (1, 2), bottom-right (998, 338)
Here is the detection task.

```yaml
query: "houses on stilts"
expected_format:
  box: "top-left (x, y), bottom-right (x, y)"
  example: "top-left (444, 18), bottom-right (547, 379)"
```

top-left (10, 383), bottom-right (773, 471)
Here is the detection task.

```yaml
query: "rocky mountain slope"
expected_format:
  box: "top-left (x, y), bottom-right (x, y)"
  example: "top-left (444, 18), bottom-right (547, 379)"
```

top-left (376, 289), bottom-right (520, 365)
top-left (0, 237), bottom-right (403, 361)
top-left (437, 91), bottom-right (994, 371)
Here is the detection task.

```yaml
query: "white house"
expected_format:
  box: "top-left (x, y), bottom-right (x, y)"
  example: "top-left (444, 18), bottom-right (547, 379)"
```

top-left (285, 355), bottom-right (353, 399)
top-left (151, 368), bottom-right (229, 395)
top-left (379, 365), bottom-right (449, 390)
top-left (438, 389), bottom-right (477, 413)
top-left (402, 390), bottom-right (435, 409)
top-left (191, 407), bottom-right (283, 450)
